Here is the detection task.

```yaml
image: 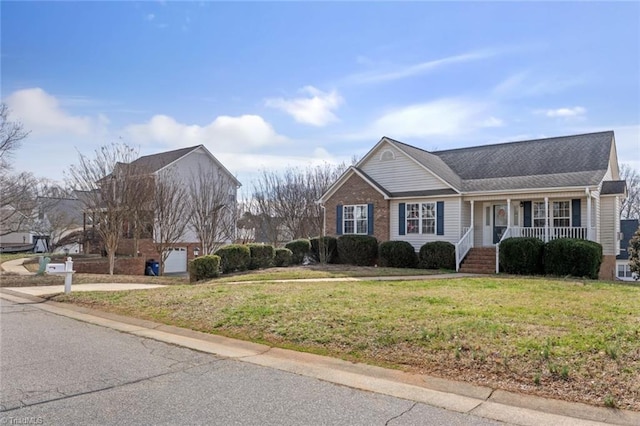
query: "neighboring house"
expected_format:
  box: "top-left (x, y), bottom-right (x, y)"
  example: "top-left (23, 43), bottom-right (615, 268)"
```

top-left (109, 145), bottom-right (241, 273)
top-left (616, 219), bottom-right (639, 281)
top-left (0, 205), bottom-right (49, 253)
top-left (319, 131), bottom-right (627, 279)
top-left (34, 196), bottom-right (85, 254)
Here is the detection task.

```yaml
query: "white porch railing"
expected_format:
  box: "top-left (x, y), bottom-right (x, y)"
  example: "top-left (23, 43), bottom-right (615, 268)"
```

top-left (509, 226), bottom-right (596, 242)
top-left (455, 226), bottom-right (473, 272)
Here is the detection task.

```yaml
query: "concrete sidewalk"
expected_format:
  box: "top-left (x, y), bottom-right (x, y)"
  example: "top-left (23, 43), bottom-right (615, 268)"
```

top-left (5, 283), bottom-right (166, 296)
top-left (0, 257), bottom-right (34, 275)
top-left (1, 289), bottom-right (637, 426)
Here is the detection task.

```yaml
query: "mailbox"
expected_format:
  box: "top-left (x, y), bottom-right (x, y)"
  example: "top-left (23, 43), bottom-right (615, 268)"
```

top-left (46, 263), bottom-right (66, 274)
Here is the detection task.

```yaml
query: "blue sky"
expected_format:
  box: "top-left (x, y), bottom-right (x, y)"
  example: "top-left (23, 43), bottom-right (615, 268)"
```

top-left (2, 1), bottom-right (639, 193)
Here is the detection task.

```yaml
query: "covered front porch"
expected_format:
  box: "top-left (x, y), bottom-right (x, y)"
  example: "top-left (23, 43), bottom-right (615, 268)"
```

top-left (455, 190), bottom-right (599, 272)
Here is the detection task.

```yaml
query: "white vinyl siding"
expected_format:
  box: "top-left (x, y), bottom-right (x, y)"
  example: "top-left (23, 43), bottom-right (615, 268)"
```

top-left (390, 199), bottom-right (460, 250)
top-left (599, 196), bottom-right (617, 255)
top-left (360, 145), bottom-right (449, 193)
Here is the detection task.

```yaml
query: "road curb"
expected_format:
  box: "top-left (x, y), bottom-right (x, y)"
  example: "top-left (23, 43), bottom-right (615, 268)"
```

top-left (1, 289), bottom-right (638, 425)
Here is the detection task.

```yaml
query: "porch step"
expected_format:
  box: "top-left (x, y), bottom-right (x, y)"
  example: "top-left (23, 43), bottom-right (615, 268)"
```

top-left (459, 248), bottom-right (496, 274)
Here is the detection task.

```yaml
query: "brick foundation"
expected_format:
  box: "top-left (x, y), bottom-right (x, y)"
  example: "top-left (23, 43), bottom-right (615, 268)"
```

top-left (598, 255), bottom-right (617, 281)
top-left (324, 172), bottom-right (389, 242)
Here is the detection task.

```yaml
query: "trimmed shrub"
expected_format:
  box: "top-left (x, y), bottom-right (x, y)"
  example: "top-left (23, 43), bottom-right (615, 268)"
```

top-left (309, 236), bottom-right (339, 264)
top-left (419, 241), bottom-right (455, 270)
top-left (248, 243), bottom-right (275, 270)
top-left (378, 241), bottom-right (418, 268)
top-left (285, 239), bottom-right (311, 264)
top-left (499, 237), bottom-right (545, 275)
top-left (188, 255), bottom-right (221, 282)
top-left (214, 244), bottom-right (251, 274)
top-left (336, 235), bottom-right (378, 266)
top-left (543, 238), bottom-right (603, 279)
top-left (274, 248), bottom-right (293, 267)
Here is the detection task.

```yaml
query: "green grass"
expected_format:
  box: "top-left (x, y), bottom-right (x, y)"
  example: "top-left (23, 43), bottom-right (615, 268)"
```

top-left (212, 265), bottom-right (444, 282)
top-left (55, 276), bottom-right (640, 410)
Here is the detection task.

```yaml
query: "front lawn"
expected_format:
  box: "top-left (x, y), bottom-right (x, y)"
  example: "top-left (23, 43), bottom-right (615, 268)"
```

top-left (54, 276), bottom-right (640, 410)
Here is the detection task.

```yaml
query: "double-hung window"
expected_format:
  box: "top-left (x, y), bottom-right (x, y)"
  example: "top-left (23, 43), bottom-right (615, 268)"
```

top-left (343, 205), bottom-right (368, 234)
top-left (406, 202), bottom-right (436, 234)
top-left (552, 201), bottom-right (570, 227)
top-left (533, 202), bottom-right (546, 227)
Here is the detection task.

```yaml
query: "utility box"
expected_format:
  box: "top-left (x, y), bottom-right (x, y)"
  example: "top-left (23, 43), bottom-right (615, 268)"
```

top-left (46, 263), bottom-right (66, 274)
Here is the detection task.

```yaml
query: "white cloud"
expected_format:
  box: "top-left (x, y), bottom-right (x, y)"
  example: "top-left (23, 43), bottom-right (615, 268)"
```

top-left (124, 114), bottom-right (288, 151)
top-left (346, 48), bottom-right (503, 85)
top-left (493, 72), bottom-right (586, 98)
top-left (539, 106), bottom-right (587, 118)
top-left (265, 86), bottom-right (343, 127)
top-left (145, 13), bottom-right (155, 21)
top-left (4, 88), bottom-right (97, 136)
top-left (366, 98), bottom-right (497, 139)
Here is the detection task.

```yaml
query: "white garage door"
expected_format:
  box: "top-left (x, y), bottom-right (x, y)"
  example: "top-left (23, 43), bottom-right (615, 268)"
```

top-left (163, 247), bottom-right (187, 273)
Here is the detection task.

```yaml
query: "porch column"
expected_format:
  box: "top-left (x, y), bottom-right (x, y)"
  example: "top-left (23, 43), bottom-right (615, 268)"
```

top-left (544, 197), bottom-right (549, 242)
top-left (470, 200), bottom-right (475, 248)
top-left (586, 188), bottom-right (592, 240)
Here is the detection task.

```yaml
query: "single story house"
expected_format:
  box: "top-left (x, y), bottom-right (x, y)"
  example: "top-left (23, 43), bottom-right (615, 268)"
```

top-left (319, 131), bottom-right (627, 279)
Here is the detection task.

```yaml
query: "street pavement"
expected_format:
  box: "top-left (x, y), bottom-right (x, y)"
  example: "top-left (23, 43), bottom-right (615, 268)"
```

top-left (0, 297), bottom-right (504, 425)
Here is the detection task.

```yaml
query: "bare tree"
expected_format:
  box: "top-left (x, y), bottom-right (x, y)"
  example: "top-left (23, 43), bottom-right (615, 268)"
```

top-left (65, 143), bottom-right (140, 274)
top-left (0, 171), bottom-right (38, 236)
top-left (0, 103), bottom-right (30, 172)
top-left (188, 166), bottom-right (237, 255)
top-left (250, 162), bottom-right (347, 244)
top-left (620, 164), bottom-right (640, 219)
top-left (153, 172), bottom-right (189, 274)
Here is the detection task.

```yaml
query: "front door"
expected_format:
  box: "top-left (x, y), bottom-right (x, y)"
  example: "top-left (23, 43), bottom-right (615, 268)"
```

top-left (493, 204), bottom-right (508, 244)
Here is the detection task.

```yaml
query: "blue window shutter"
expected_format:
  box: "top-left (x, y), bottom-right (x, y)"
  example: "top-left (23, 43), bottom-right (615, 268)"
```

top-left (336, 205), bottom-right (343, 235)
top-left (436, 201), bottom-right (444, 235)
top-left (572, 199), bottom-right (581, 227)
top-left (523, 201), bottom-right (532, 227)
top-left (399, 203), bottom-right (406, 235)
top-left (367, 203), bottom-right (374, 235)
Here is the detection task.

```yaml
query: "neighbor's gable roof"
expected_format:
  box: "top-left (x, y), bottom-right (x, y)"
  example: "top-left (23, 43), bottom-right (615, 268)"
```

top-left (128, 145), bottom-right (241, 187)
top-left (128, 146), bottom-right (200, 173)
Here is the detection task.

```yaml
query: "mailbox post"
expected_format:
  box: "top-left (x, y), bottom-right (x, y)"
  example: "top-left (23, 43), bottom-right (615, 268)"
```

top-left (64, 257), bottom-right (74, 294)
top-left (45, 257), bottom-right (75, 294)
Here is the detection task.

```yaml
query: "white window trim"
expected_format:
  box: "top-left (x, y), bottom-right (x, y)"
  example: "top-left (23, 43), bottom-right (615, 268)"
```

top-left (533, 200), bottom-right (573, 228)
top-left (406, 202), bottom-right (436, 235)
top-left (343, 204), bottom-right (368, 235)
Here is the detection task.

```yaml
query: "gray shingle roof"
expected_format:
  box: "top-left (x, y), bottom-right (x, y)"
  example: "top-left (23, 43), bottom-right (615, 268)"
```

top-left (435, 131), bottom-right (613, 179)
top-left (128, 146), bottom-right (200, 173)
top-left (601, 180), bottom-right (626, 195)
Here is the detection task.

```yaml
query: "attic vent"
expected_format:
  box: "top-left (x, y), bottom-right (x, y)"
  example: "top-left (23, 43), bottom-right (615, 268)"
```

top-left (380, 149), bottom-right (395, 161)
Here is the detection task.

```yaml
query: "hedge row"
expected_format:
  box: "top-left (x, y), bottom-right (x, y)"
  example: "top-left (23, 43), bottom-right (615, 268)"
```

top-left (500, 237), bottom-right (603, 279)
top-left (189, 237), bottom-right (458, 282)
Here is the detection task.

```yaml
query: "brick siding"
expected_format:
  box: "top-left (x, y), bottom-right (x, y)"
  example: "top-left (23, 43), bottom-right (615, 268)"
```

top-left (324, 173), bottom-right (389, 242)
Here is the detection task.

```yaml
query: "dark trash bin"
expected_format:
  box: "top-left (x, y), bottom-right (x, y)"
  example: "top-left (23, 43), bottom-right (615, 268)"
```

top-left (145, 259), bottom-right (160, 276)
